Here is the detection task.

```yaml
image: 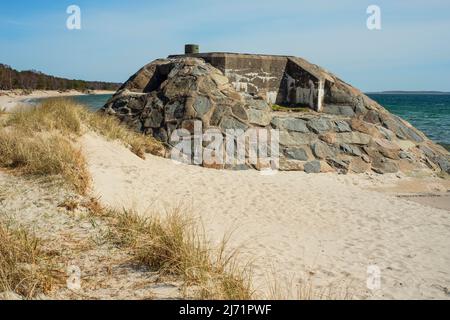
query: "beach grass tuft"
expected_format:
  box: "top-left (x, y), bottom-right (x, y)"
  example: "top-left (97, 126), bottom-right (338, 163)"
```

top-left (0, 129), bottom-right (90, 194)
top-left (105, 207), bottom-right (253, 300)
top-left (86, 111), bottom-right (165, 159)
top-left (5, 98), bottom-right (164, 159)
top-left (0, 222), bottom-right (59, 299)
top-left (0, 98), bottom-right (164, 193)
top-left (6, 100), bottom-right (84, 135)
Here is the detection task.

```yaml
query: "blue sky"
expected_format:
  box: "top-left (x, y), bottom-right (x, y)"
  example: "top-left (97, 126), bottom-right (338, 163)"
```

top-left (1, 0), bottom-right (449, 91)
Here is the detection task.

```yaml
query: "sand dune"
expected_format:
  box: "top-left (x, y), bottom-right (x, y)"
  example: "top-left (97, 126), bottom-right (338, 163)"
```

top-left (82, 133), bottom-right (450, 299)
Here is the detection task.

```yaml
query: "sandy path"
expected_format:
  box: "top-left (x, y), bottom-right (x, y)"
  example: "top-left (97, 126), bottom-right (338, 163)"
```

top-left (82, 133), bottom-right (450, 299)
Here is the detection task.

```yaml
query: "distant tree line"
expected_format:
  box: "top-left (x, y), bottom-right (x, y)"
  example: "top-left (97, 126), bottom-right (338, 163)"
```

top-left (0, 64), bottom-right (121, 91)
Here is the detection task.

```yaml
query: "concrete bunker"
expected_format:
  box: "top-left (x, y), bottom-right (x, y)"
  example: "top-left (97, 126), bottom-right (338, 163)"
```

top-left (170, 49), bottom-right (333, 112)
top-left (103, 45), bottom-right (450, 175)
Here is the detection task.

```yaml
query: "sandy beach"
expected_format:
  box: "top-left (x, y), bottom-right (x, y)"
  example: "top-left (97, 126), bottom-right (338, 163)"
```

top-left (0, 101), bottom-right (449, 300)
top-left (2, 0), bottom-right (450, 306)
top-left (0, 90), bottom-right (115, 112)
top-left (81, 133), bottom-right (450, 299)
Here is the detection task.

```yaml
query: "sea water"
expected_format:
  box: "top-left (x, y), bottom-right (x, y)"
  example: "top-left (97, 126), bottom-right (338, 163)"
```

top-left (367, 94), bottom-right (450, 150)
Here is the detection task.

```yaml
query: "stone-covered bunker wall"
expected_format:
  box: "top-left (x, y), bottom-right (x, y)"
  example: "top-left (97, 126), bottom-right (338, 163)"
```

top-left (169, 53), bottom-right (327, 111)
top-left (103, 54), bottom-right (450, 175)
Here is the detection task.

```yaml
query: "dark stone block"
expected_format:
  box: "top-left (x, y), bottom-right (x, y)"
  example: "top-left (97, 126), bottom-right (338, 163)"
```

top-left (210, 106), bottom-right (227, 126)
top-left (334, 120), bottom-right (352, 133)
top-left (284, 147), bottom-right (309, 161)
top-left (165, 101), bottom-right (185, 122)
top-left (371, 157), bottom-right (399, 174)
top-left (436, 156), bottom-right (450, 174)
top-left (307, 118), bottom-right (330, 133)
top-left (340, 144), bottom-right (362, 157)
top-left (312, 141), bottom-right (335, 159)
top-left (220, 116), bottom-right (248, 132)
top-left (364, 110), bottom-right (381, 124)
top-left (143, 109), bottom-right (164, 128)
top-left (231, 104), bottom-right (248, 121)
top-left (193, 95), bottom-right (212, 116)
top-left (326, 158), bottom-right (350, 174)
top-left (304, 160), bottom-right (321, 173)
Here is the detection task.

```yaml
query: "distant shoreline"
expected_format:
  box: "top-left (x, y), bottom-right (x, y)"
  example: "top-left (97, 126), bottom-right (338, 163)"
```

top-left (366, 91), bottom-right (450, 95)
top-left (0, 89), bottom-right (115, 112)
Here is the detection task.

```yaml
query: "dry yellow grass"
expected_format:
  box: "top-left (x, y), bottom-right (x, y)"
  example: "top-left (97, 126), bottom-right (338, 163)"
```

top-left (86, 112), bottom-right (165, 159)
top-left (0, 222), bottom-right (59, 298)
top-left (0, 98), bottom-right (164, 193)
top-left (6, 98), bottom-right (164, 159)
top-left (7, 101), bottom-right (83, 135)
top-left (0, 129), bottom-right (90, 194)
top-left (56, 195), bottom-right (252, 299)
top-left (105, 208), bottom-right (253, 300)
top-left (0, 100), bottom-right (90, 193)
